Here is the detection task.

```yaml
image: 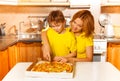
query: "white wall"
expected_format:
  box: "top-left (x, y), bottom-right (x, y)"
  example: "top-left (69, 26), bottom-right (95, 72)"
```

top-left (0, 3), bottom-right (101, 35)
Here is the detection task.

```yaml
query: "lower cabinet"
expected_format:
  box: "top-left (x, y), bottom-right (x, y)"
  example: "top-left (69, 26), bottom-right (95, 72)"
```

top-left (8, 42), bottom-right (43, 69)
top-left (0, 50), bottom-right (9, 81)
top-left (8, 44), bottom-right (19, 69)
top-left (17, 42), bottom-right (43, 62)
top-left (0, 42), bottom-right (43, 80)
top-left (107, 43), bottom-right (120, 70)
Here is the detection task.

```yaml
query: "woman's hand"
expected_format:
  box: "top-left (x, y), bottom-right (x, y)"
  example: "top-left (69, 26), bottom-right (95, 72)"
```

top-left (53, 56), bottom-right (68, 63)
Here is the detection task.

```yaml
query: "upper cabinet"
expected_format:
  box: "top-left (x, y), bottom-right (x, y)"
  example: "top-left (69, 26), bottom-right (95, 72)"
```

top-left (69, 0), bottom-right (90, 8)
top-left (0, 0), bottom-right (17, 5)
top-left (18, 0), bottom-right (69, 6)
top-left (2, 0), bottom-right (120, 7)
top-left (0, 0), bottom-right (69, 6)
top-left (101, 0), bottom-right (120, 6)
top-left (101, 0), bottom-right (120, 13)
top-left (0, 0), bottom-right (91, 7)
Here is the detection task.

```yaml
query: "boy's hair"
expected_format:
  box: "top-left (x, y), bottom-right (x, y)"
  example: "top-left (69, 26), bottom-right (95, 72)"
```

top-left (47, 10), bottom-right (65, 25)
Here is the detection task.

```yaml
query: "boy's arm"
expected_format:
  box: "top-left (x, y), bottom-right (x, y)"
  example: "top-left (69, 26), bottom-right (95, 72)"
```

top-left (41, 31), bottom-right (52, 61)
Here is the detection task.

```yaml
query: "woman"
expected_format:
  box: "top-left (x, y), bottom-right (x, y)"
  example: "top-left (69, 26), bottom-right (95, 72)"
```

top-left (69, 10), bottom-right (94, 62)
top-left (41, 10), bottom-right (94, 62)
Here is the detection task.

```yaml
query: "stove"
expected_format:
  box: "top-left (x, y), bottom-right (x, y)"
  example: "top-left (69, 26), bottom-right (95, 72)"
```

top-left (93, 35), bottom-right (107, 62)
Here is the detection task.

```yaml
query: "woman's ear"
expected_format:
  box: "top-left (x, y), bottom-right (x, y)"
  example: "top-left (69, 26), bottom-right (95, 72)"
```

top-left (64, 20), bottom-right (66, 24)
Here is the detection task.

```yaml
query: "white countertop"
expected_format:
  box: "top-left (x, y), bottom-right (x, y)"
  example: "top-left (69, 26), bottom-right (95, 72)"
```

top-left (2, 62), bottom-right (120, 81)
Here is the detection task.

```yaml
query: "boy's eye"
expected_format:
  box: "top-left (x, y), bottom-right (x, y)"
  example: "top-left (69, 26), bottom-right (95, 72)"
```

top-left (52, 25), bottom-right (61, 27)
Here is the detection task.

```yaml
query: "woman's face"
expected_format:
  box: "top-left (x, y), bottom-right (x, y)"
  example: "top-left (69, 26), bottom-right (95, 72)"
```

top-left (71, 18), bottom-right (83, 33)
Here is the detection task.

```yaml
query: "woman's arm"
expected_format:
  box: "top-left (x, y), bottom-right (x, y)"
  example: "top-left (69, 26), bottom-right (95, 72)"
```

top-left (53, 51), bottom-right (77, 63)
top-left (65, 51), bottom-right (77, 58)
top-left (69, 46), bottom-right (93, 62)
top-left (41, 31), bottom-right (52, 61)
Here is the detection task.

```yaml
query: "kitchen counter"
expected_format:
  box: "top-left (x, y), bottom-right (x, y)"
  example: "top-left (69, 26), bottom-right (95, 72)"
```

top-left (0, 35), bottom-right (18, 51)
top-left (94, 35), bottom-right (120, 42)
top-left (0, 35), bottom-right (42, 51)
top-left (2, 62), bottom-right (120, 81)
top-left (107, 37), bottom-right (120, 43)
top-left (0, 35), bottom-right (120, 51)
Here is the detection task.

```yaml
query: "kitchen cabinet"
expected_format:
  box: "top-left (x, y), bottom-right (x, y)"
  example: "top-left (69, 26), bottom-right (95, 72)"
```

top-left (101, 6), bottom-right (120, 13)
top-left (0, 50), bottom-right (9, 81)
top-left (101, 0), bottom-right (120, 6)
top-left (0, 0), bottom-right (69, 6)
top-left (0, 0), bottom-right (17, 5)
top-left (19, 0), bottom-right (50, 2)
top-left (17, 42), bottom-right (43, 62)
top-left (8, 42), bottom-right (43, 69)
top-left (101, 0), bottom-right (120, 13)
top-left (0, 41), bottom-right (43, 80)
top-left (18, 0), bottom-right (69, 6)
top-left (8, 44), bottom-right (19, 69)
top-left (107, 42), bottom-right (120, 70)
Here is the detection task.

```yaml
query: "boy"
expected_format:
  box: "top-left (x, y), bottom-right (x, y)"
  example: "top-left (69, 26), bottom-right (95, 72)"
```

top-left (41, 10), bottom-right (76, 62)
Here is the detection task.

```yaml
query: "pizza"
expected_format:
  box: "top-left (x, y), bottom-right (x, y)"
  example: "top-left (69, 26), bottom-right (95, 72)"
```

top-left (31, 61), bottom-right (73, 73)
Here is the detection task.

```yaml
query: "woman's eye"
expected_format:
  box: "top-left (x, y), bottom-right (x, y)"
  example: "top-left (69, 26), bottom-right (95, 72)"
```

top-left (73, 21), bottom-right (76, 24)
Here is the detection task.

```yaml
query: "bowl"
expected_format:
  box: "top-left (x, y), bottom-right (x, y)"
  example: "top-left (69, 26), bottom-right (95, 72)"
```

top-left (18, 33), bottom-right (40, 39)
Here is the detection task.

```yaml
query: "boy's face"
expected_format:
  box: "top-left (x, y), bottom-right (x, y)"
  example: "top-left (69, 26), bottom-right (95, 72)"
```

top-left (50, 21), bottom-right (65, 34)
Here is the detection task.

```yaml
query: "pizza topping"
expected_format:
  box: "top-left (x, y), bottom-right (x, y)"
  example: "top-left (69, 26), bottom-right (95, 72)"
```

top-left (31, 61), bottom-right (73, 73)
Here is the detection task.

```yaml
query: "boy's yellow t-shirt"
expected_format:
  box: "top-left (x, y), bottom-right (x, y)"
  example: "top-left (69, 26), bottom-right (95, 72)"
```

top-left (47, 27), bottom-right (76, 57)
top-left (76, 33), bottom-right (93, 58)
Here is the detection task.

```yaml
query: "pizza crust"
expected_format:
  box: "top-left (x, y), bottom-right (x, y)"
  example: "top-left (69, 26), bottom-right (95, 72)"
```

top-left (31, 61), bottom-right (73, 73)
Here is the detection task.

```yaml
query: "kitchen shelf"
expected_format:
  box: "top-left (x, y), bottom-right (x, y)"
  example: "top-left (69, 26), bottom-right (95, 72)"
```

top-left (101, 6), bottom-right (120, 13)
top-left (17, 2), bottom-right (70, 6)
top-left (0, 1), bottom-right (91, 7)
top-left (101, 3), bottom-right (120, 6)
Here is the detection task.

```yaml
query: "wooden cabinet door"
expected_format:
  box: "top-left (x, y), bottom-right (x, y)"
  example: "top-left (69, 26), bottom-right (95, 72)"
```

top-left (0, 50), bottom-right (9, 80)
top-left (8, 42), bottom-right (43, 69)
top-left (107, 43), bottom-right (120, 70)
top-left (17, 42), bottom-right (43, 62)
top-left (8, 44), bottom-right (18, 69)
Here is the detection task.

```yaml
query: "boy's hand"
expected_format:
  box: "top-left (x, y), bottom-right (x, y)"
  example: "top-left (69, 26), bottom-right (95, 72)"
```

top-left (42, 46), bottom-right (51, 61)
top-left (43, 53), bottom-right (51, 61)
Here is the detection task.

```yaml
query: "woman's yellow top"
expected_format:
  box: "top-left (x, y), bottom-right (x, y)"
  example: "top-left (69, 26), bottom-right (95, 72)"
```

top-left (76, 33), bottom-right (93, 58)
top-left (47, 27), bottom-right (76, 57)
